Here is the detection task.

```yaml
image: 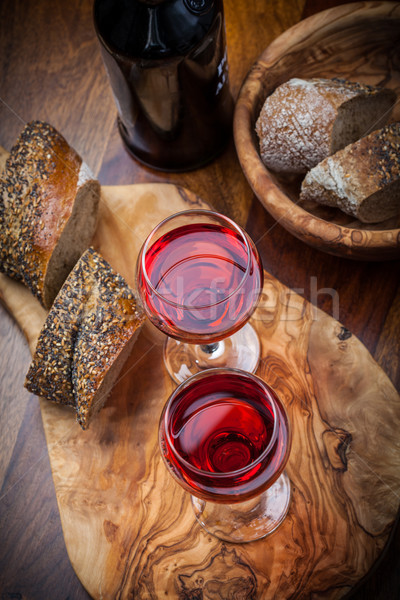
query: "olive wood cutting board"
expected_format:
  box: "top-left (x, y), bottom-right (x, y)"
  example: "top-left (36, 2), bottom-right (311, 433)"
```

top-left (1, 179), bottom-right (400, 599)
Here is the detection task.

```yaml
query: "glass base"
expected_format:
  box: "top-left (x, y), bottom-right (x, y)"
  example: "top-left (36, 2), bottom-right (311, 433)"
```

top-left (163, 322), bottom-right (260, 383)
top-left (191, 471), bottom-right (291, 543)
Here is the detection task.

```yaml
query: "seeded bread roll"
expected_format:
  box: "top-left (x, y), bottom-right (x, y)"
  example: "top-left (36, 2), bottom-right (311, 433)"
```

top-left (300, 123), bottom-right (400, 224)
top-left (0, 121), bottom-right (100, 309)
top-left (255, 78), bottom-right (396, 174)
top-left (24, 248), bottom-right (145, 429)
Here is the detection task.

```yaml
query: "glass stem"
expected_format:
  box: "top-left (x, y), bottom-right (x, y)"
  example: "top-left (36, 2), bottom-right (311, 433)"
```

top-left (199, 342), bottom-right (220, 354)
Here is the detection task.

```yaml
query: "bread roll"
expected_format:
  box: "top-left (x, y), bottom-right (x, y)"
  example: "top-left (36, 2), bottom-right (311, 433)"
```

top-left (300, 123), bottom-right (400, 224)
top-left (0, 121), bottom-right (100, 309)
top-left (24, 247), bottom-right (145, 429)
top-left (255, 78), bottom-right (396, 174)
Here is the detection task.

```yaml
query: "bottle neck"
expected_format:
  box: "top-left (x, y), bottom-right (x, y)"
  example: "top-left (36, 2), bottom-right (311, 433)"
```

top-left (94, 0), bottom-right (222, 59)
top-left (138, 0), bottom-right (215, 12)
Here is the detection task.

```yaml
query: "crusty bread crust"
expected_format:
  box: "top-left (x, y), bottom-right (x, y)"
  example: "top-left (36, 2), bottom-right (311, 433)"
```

top-left (255, 78), bottom-right (396, 174)
top-left (300, 123), bottom-right (400, 223)
top-left (0, 121), bottom-right (100, 308)
top-left (24, 248), bottom-right (145, 429)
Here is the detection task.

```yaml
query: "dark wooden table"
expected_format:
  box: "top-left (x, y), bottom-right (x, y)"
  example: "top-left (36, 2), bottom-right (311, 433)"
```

top-left (1, 0), bottom-right (399, 598)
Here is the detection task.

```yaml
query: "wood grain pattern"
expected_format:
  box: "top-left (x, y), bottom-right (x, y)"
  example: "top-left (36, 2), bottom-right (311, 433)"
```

top-left (1, 182), bottom-right (400, 599)
top-left (1, 0), bottom-right (400, 598)
top-left (234, 1), bottom-right (400, 260)
top-left (0, 1), bottom-right (113, 176)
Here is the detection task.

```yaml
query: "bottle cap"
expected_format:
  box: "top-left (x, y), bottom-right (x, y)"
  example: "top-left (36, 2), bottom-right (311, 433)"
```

top-left (184, 0), bottom-right (214, 15)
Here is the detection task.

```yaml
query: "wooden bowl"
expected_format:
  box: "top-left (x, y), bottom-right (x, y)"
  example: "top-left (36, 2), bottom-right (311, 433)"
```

top-left (234, 1), bottom-right (400, 260)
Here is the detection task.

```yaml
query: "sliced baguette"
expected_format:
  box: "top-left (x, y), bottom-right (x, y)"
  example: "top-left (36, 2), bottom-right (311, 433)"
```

top-left (24, 247), bottom-right (145, 429)
top-left (0, 121), bottom-right (100, 309)
top-left (300, 123), bottom-right (400, 224)
top-left (256, 78), bottom-right (396, 174)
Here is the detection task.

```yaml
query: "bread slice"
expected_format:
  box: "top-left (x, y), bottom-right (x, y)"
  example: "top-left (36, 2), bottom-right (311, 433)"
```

top-left (0, 121), bottom-right (100, 309)
top-left (24, 248), bottom-right (145, 429)
top-left (300, 123), bottom-right (400, 223)
top-left (256, 78), bottom-right (396, 174)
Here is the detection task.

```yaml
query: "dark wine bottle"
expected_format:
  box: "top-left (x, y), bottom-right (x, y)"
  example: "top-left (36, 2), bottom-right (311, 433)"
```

top-left (93, 0), bottom-right (234, 172)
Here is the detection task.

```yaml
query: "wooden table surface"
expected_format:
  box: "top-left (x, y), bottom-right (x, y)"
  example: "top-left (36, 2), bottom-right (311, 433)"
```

top-left (0, 0), bottom-right (399, 598)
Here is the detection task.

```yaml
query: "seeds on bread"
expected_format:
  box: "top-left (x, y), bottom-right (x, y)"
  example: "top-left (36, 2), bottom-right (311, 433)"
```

top-left (0, 121), bottom-right (100, 309)
top-left (24, 247), bottom-right (145, 429)
top-left (255, 77), bottom-right (396, 174)
top-left (300, 123), bottom-right (400, 224)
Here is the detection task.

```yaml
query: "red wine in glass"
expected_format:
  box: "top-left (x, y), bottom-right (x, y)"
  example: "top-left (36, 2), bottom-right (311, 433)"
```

top-left (159, 368), bottom-right (292, 542)
top-left (137, 219), bottom-right (263, 343)
top-left (136, 210), bottom-right (264, 382)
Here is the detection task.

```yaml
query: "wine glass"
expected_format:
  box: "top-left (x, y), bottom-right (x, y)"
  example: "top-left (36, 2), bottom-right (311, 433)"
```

top-left (136, 209), bottom-right (263, 383)
top-left (159, 368), bottom-right (292, 543)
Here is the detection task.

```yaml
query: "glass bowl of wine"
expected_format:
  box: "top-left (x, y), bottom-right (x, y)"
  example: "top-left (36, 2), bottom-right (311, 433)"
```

top-left (136, 209), bottom-right (263, 382)
top-left (159, 368), bottom-right (292, 543)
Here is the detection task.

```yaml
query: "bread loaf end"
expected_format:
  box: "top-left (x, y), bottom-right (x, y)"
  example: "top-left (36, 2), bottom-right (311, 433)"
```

top-left (300, 123), bottom-right (400, 223)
